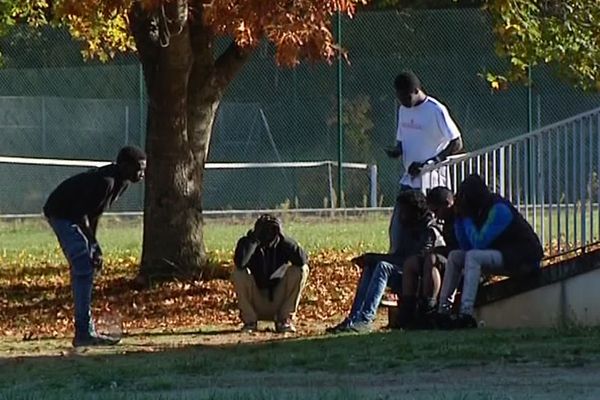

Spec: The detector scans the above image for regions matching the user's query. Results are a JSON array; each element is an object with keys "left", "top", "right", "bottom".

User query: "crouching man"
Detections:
[{"left": 232, "top": 215, "right": 309, "bottom": 333}]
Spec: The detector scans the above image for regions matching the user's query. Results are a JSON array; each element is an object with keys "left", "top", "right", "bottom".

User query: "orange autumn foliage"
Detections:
[{"left": 15, "top": 0, "right": 370, "bottom": 65}]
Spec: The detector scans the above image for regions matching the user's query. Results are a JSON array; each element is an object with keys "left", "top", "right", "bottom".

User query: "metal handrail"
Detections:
[{"left": 422, "top": 106, "right": 600, "bottom": 258}]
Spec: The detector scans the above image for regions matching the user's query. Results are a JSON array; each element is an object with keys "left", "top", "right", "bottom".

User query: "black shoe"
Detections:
[
  {"left": 241, "top": 322, "right": 258, "bottom": 333},
  {"left": 275, "top": 319, "right": 297, "bottom": 333},
  {"left": 454, "top": 313, "right": 478, "bottom": 329},
  {"left": 390, "top": 302, "right": 416, "bottom": 330},
  {"left": 72, "top": 333, "right": 120, "bottom": 348},
  {"left": 326, "top": 318, "right": 351, "bottom": 334},
  {"left": 432, "top": 312, "right": 455, "bottom": 330}
]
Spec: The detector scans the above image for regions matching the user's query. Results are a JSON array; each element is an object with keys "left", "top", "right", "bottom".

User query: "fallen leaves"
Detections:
[
  {"left": 1, "top": 244, "right": 593, "bottom": 339},
  {"left": 0, "top": 250, "right": 361, "bottom": 339}
]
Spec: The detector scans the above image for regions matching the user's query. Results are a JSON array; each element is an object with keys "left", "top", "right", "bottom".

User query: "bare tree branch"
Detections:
[{"left": 214, "top": 41, "right": 251, "bottom": 90}]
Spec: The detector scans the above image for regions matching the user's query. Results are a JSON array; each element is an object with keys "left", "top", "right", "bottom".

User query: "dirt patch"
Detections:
[{"left": 0, "top": 314, "right": 390, "bottom": 358}]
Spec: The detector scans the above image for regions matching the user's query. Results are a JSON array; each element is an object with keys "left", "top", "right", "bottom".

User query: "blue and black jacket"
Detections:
[{"left": 454, "top": 194, "right": 544, "bottom": 271}]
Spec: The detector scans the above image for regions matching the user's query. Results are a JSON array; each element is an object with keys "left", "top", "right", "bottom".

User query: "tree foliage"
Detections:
[
  {"left": 364, "top": 0, "right": 600, "bottom": 92},
  {"left": 0, "top": 0, "right": 370, "bottom": 280},
  {"left": 3, "top": 1, "right": 599, "bottom": 92},
  {"left": 2, "top": 0, "right": 367, "bottom": 65},
  {"left": 369, "top": 0, "right": 483, "bottom": 10},
  {"left": 488, "top": 0, "right": 600, "bottom": 90}
]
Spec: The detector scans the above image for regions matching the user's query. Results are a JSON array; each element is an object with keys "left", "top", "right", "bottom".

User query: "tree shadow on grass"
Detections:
[
  {"left": 3, "top": 325, "right": 600, "bottom": 400},
  {"left": 125, "top": 327, "right": 242, "bottom": 338}
]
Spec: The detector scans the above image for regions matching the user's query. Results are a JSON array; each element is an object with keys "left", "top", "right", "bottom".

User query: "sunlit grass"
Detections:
[{"left": 0, "top": 216, "right": 391, "bottom": 265}]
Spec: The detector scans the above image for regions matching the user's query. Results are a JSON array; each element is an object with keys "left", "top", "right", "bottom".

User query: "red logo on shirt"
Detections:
[{"left": 401, "top": 119, "right": 424, "bottom": 130}]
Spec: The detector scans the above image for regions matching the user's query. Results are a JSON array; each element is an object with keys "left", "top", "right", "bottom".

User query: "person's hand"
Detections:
[
  {"left": 384, "top": 147, "right": 402, "bottom": 159},
  {"left": 351, "top": 255, "right": 365, "bottom": 268},
  {"left": 408, "top": 161, "right": 424, "bottom": 177},
  {"left": 91, "top": 244, "right": 103, "bottom": 272},
  {"left": 247, "top": 229, "right": 259, "bottom": 243}
]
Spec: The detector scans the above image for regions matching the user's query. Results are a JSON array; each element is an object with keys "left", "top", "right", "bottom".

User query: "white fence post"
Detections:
[{"left": 369, "top": 164, "right": 378, "bottom": 208}]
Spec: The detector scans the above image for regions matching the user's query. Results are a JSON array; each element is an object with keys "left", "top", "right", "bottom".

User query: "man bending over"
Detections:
[{"left": 44, "top": 146, "right": 146, "bottom": 347}]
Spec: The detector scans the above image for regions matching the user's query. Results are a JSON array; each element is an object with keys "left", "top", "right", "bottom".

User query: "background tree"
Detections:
[
  {"left": 369, "top": 0, "right": 600, "bottom": 91},
  {"left": 2, "top": 0, "right": 598, "bottom": 283},
  {"left": 327, "top": 95, "right": 374, "bottom": 164},
  {"left": 368, "top": 0, "right": 483, "bottom": 9},
  {"left": 1, "top": 0, "right": 368, "bottom": 283},
  {"left": 488, "top": 0, "right": 600, "bottom": 91}
]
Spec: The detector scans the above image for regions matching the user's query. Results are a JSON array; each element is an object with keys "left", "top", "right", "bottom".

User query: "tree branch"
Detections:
[
  {"left": 213, "top": 41, "right": 251, "bottom": 91},
  {"left": 129, "top": 1, "right": 160, "bottom": 99}
]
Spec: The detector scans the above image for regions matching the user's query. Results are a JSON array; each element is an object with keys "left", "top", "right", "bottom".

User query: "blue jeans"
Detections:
[
  {"left": 47, "top": 218, "right": 96, "bottom": 339},
  {"left": 348, "top": 261, "right": 403, "bottom": 324},
  {"left": 389, "top": 185, "right": 417, "bottom": 253}
]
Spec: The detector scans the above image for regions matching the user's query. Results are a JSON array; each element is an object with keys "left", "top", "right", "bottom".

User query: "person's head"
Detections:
[
  {"left": 426, "top": 187, "right": 454, "bottom": 220},
  {"left": 253, "top": 214, "right": 282, "bottom": 247},
  {"left": 455, "top": 174, "right": 493, "bottom": 217},
  {"left": 396, "top": 189, "right": 429, "bottom": 225},
  {"left": 116, "top": 146, "right": 147, "bottom": 183},
  {"left": 394, "top": 70, "right": 423, "bottom": 108}
]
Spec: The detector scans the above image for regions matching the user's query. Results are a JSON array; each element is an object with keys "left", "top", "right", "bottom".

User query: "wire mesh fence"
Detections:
[
  {"left": 1, "top": 9, "right": 600, "bottom": 215},
  {"left": 423, "top": 106, "right": 600, "bottom": 257}
]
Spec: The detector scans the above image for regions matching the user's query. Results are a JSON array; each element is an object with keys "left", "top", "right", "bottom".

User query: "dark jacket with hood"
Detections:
[
  {"left": 43, "top": 164, "right": 128, "bottom": 242},
  {"left": 363, "top": 212, "right": 443, "bottom": 267},
  {"left": 454, "top": 174, "right": 544, "bottom": 270},
  {"left": 433, "top": 208, "right": 458, "bottom": 258},
  {"left": 234, "top": 232, "right": 308, "bottom": 291}
]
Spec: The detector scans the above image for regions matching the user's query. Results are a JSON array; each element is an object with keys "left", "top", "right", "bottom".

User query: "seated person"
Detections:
[
  {"left": 395, "top": 186, "right": 457, "bottom": 328},
  {"left": 232, "top": 215, "right": 309, "bottom": 333},
  {"left": 437, "top": 174, "right": 544, "bottom": 329},
  {"left": 326, "top": 190, "right": 435, "bottom": 333}
]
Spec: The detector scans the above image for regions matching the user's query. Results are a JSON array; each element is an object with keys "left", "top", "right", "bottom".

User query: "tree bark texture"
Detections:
[{"left": 129, "top": 2, "right": 249, "bottom": 282}]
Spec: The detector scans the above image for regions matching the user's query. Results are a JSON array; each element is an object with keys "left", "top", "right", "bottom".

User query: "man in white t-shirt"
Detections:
[{"left": 385, "top": 71, "right": 463, "bottom": 253}]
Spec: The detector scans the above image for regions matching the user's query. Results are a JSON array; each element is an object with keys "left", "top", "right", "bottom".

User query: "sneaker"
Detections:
[
  {"left": 241, "top": 322, "right": 258, "bottom": 333},
  {"left": 349, "top": 320, "right": 373, "bottom": 334},
  {"left": 325, "top": 318, "right": 351, "bottom": 334},
  {"left": 275, "top": 319, "right": 297, "bottom": 333},
  {"left": 72, "top": 333, "right": 120, "bottom": 348}
]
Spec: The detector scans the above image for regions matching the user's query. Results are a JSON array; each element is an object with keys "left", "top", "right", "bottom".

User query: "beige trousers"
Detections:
[{"left": 231, "top": 265, "right": 309, "bottom": 323}]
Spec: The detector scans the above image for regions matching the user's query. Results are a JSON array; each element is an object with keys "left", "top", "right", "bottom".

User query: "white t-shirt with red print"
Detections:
[{"left": 395, "top": 96, "right": 461, "bottom": 191}]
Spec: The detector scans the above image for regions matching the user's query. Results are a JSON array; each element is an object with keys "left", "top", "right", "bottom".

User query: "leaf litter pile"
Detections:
[
  {"left": 0, "top": 240, "right": 592, "bottom": 340},
  {"left": 0, "top": 249, "right": 362, "bottom": 339}
]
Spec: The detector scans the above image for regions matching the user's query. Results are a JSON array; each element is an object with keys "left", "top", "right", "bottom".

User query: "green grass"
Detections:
[
  {"left": 527, "top": 207, "right": 600, "bottom": 246},
  {"left": 1, "top": 327, "right": 600, "bottom": 399},
  {"left": 0, "top": 216, "right": 390, "bottom": 262},
  {"left": 2, "top": 216, "right": 600, "bottom": 399},
  {"left": 1, "top": 207, "right": 599, "bottom": 263}
]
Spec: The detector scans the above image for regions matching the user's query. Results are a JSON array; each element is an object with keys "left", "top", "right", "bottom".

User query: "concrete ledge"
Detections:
[
  {"left": 476, "top": 248, "right": 600, "bottom": 307},
  {"left": 475, "top": 248, "right": 600, "bottom": 328}
]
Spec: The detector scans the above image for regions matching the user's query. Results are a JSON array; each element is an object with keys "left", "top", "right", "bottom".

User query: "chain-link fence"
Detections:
[{"left": 1, "top": 9, "right": 599, "bottom": 215}]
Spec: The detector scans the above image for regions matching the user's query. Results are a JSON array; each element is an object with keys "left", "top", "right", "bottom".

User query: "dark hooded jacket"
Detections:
[
  {"left": 234, "top": 231, "right": 307, "bottom": 291},
  {"left": 433, "top": 207, "right": 458, "bottom": 258},
  {"left": 454, "top": 174, "right": 544, "bottom": 271},
  {"left": 362, "top": 212, "right": 443, "bottom": 267}
]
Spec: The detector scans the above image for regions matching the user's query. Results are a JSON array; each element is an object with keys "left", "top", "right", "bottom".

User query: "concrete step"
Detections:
[{"left": 475, "top": 247, "right": 600, "bottom": 328}]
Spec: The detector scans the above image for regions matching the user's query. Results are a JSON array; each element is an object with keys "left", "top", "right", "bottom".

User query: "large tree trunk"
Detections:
[{"left": 129, "top": 3, "right": 248, "bottom": 283}]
